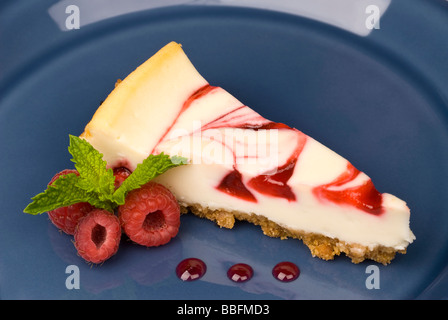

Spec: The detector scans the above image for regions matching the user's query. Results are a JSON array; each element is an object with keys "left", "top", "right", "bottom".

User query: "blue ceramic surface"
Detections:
[{"left": 1, "top": 0, "right": 448, "bottom": 299}]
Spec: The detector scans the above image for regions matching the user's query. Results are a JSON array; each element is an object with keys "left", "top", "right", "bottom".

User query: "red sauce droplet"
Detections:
[
  {"left": 217, "top": 170, "right": 257, "bottom": 202},
  {"left": 272, "top": 261, "right": 300, "bottom": 282},
  {"left": 313, "top": 163, "right": 384, "bottom": 215},
  {"left": 176, "top": 258, "right": 207, "bottom": 281},
  {"left": 227, "top": 263, "right": 254, "bottom": 283}
]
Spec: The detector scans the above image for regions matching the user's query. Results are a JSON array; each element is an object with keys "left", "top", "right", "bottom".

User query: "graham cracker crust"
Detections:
[{"left": 180, "top": 204, "right": 406, "bottom": 265}]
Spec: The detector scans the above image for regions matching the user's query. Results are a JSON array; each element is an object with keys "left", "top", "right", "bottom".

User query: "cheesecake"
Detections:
[{"left": 81, "top": 42, "right": 415, "bottom": 264}]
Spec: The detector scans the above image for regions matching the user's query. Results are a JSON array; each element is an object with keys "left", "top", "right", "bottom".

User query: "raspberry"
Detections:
[
  {"left": 74, "top": 209, "right": 121, "bottom": 264},
  {"left": 113, "top": 167, "right": 131, "bottom": 189},
  {"left": 48, "top": 169, "right": 77, "bottom": 186},
  {"left": 118, "top": 182, "right": 180, "bottom": 247},
  {"left": 47, "top": 169, "right": 94, "bottom": 235}
]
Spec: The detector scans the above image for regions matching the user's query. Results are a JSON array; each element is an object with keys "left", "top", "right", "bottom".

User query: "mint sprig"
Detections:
[
  {"left": 24, "top": 135, "right": 187, "bottom": 215},
  {"left": 68, "top": 134, "right": 116, "bottom": 199}
]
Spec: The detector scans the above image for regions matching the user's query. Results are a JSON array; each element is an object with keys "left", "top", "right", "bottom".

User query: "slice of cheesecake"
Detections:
[{"left": 81, "top": 42, "right": 415, "bottom": 264}]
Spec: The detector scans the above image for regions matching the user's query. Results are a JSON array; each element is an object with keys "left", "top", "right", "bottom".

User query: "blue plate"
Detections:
[{"left": 1, "top": 0, "right": 448, "bottom": 300}]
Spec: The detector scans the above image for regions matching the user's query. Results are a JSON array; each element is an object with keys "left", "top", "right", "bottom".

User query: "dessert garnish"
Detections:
[{"left": 23, "top": 134, "right": 186, "bottom": 264}]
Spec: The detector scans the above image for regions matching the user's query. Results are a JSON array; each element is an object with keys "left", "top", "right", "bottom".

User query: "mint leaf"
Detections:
[
  {"left": 112, "top": 153, "right": 186, "bottom": 205},
  {"left": 68, "top": 135, "right": 115, "bottom": 197},
  {"left": 23, "top": 173, "right": 115, "bottom": 215}
]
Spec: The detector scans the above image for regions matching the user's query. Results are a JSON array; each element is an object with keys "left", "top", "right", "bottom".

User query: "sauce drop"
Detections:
[
  {"left": 227, "top": 263, "right": 254, "bottom": 283},
  {"left": 176, "top": 258, "right": 207, "bottom": 281},
  {"left": 272, "top": 261, "right": 300, "bottom": 282}
]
